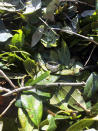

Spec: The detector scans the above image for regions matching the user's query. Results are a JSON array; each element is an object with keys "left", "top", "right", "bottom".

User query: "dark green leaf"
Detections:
[
  {"left": 58, "top": 39, "right": 70, "bottom": 66},
  {"left": 31, "top": 25, "right": 44, "bottom": 48},
  {"left": 66, "top": 115, "right": 98, "bottom": 131},
  {"left": 91, "top": 103, "right": 98, "bottom": 115},
  {"left": 24, "top": 58, "right": 36, "bottom": 78},
  {"left": 41, "top": 29, "right": 59, "bottom": 48}
]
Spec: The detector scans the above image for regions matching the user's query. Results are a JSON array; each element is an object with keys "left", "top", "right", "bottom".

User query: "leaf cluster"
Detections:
[{"left": 0, "top": 0, "right": 98, "bottom": 131}]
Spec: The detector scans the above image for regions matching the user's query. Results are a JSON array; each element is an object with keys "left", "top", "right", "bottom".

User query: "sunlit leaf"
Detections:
[
  {"left": 50, "top": 86, "right": 86, "bottom": 111},
  {"left": 47, "top": 115, "right": 57, "bottom": 131},
  {"left": 18, "top": 108, "right": 34, "bottom": 131},
  {"left": 23, "top": 0, "right": 41, "bottom": 15},
  {"left": 11, "top": 29, "right": 24, "bottom": 48},
  {"left": 21, "top": 94, "right": 43, "bottom": 127},
  {"left": 25, "top": 71, "right": 50, "bottom": 86},
  {"left": 35, "top": 70, "right": 59, "bottom": 85},
  {"left": 55, "top": 114, "right": 70, "bottom": 120}
]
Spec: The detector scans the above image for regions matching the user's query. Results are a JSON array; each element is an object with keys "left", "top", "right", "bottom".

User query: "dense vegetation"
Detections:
[{"left": 0, "top": 0, "right": 98, "bottom": 131}]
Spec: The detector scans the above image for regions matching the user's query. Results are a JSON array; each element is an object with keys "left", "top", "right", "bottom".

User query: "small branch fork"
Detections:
[
  {"left": 0, "top": 69, "right": 86, "bottom": 116},
  {"left": 0, "top": 70, "right": 16, "bottom": 89},
  {"left": 0, "top": 69, "right": 86, "bottom": 97}
]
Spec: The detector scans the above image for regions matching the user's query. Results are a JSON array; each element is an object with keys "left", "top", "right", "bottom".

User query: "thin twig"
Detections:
[
  {"left": 0, "top": 86, "right": 11, "bottom": 92},
  {"left": 84, "top": 45, "right": 96, "bottom": 66},
  {"left": 51, "top": 28, "right": 98, "bottom": 46},
  {"left": 61, "top": 0, "right": 95, "bottom": 8},
  {"left": 78, "top": 0, "right": 95, "bottom": 8},
  {"left": 0, "top": 70, "right": 16, "bottom": 89},
  {"left": 0, "top": 98, "right": 16, "bottom": 118},
  {"left": 80, "top": 65, "right": 98, "bottom": 72},
  {"left": 2, "top": 82, "right": 86, "bottom": 97},
  {"left": 39, "top": 17, "right": 58, "bottom": 35},
  {"left": 76, "top": 102, "right": 90, "bottom": 114}
]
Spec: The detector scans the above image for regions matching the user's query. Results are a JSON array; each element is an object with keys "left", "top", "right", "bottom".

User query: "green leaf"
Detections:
[
  {"left": 24, "top": 58, "right": 36, "bottom": 78},
  {"left": 44, "top": 0, "right": 59, "bottom": 21},
  {"left": 84, "top": 73, "right": 98, "bottom": 99},
  {"left": 50, "top": 86, "right": 86, "bottom": 111},
  {"left": 37, "top": 53, "right": 48, "bottom": 71},
  {"left": 40, "top": 116, "right": 57, "bottom": 131},
  {"left": 11, "top": 29, "right": 24, "bottom": 48},
  {"left": 41, "top": 29, "right": 59, "bottom": 48},
  {"left": 58, "top": 39, "right": 70, "bottom": 66},
  {"left": 49, "top": 49, "right": 59, "bottom": 62},
  {"left": 23, "top": 89, "right": 51, "bottom": 98},
  {"left": 0, "top": 52, "right": 24, "bottom": 64},
  {"left": 55, "top": 114, "right": 70, "bottom": 120},
  {"left": 25, "top": 71, "right": 50, "bottom": 86},
  {"left": 91, "top": 103, "right": 98, "bottom": 115},
  {"left": 47, "top": 115, "right": 57, "bottom": 131},
  {"left": 15, "top": 99, "right": 22, "bottom": 108},
  {"left": 35, "top": 70, "right": 59, "bottom": 85},
  {"left": 66, "top": 115, "right": 98, "bottom": 131},
  {"left": 18, "top": 108, "right": 34, "bottom": 131},
  {"left": 21, "top": 94, "right": 43, "bottom": 127},
  {"left": 46, "top": 115, "right": 57, "bottom": 131},
  {"left": 31, "top": 25, "right": 44, "bottom": 48}
]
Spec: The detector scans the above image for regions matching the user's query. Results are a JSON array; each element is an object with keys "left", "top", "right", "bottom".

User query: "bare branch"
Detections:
[
  {"left": 0, "top": 86, "right": 11, "bottom": 92},
  {"left": 84, "top": 45, "right": 96, "bottom": 66},
  {"left": 76, "top": 102, "right": 90, "bottom": 114},
  {"left": 39, "top": 82, "right": 86, "bottom": 87},
  {"left": 0, "top": 98, "right": 16, "bottom": 118},
  {"left": 51, "top": 28, "right": 98, "bottom": 46},
  {"left": 0, "top": 70, "right": 16, "bottom": 89},
  {"left": 2, "top": 82, "right": 85, "bottom": 97}
]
